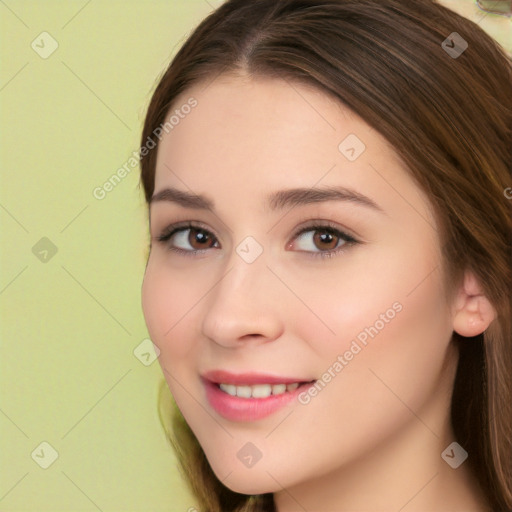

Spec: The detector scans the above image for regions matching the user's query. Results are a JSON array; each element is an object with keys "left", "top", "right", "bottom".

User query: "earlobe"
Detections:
[{"left": 452, "top": 272, "right": 496, "bottom": 337}]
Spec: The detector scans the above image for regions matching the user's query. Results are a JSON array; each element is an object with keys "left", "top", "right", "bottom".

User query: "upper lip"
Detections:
[{"left": 202, "top": 370, "right": 314, "bottom": 386}]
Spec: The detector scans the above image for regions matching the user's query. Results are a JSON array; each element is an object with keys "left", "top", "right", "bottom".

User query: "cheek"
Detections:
[
  {"left": 320, "top": 272, "right": 453, "bottom": 455},
  {"left": 141, "top": 254, "right": 201, "bottom": 361},
  {"left": 279, "top": 236, "right": 453, "bottom": 416},
  {"left": 142, "top": 257, "right": 208, "bottom": 419},
  {"left": 362, "top": 265, "right": 454, "bottom": 408},
  {"left": 276, "top": 241, "right": 446, "bottom": 362}
]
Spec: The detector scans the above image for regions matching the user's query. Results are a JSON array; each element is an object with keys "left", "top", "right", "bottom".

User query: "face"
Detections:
[{"left": 141, "top": 74, "right": 459, "bottom": 496}]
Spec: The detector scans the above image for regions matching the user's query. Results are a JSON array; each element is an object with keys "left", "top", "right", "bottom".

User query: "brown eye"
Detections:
[
  {"left": 289, "top": 223, "right": 358, "bottom": 259},
  {"left": 157, "top": 224, "right": 219, "bottom": 253},
  {"left": 311, "top": 229, "right": 339, "bottom": 251},
  {"left": 187, "top": 228, "right": 217, "bottom": 250}
]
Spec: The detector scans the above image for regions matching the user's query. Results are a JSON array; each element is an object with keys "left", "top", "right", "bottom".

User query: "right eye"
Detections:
[{"left": 157, "top": 222, "right": 220, "bottom": 255}]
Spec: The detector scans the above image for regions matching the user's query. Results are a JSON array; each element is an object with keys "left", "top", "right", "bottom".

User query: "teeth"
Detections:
[
  {"left": 272, "top": 383, "right": 287, "bottom": 395},
  {"left": 236, "top": 385, "right": 253, "bottom": 398},
  {"left": 251, "top": 384, "right": 272, "bottom": 398},
  {"left": 218, "top": 382, "right": 302, "bottom": 398},
  {"left": 219, "top": 383, "right": 237, "bottom": 396}
]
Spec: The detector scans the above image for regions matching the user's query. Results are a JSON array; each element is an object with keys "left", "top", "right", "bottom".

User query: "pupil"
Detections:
[{"left": 194, "top": 230, "right": 208, "bottom": 244}]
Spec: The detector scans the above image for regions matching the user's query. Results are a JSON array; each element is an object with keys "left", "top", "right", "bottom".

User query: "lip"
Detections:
[
  {"left": 201, "top": 370, "right": 316, "bottom": 422},
  {"left": 202, "top": 369, "right": 313, "bottom": 385}
]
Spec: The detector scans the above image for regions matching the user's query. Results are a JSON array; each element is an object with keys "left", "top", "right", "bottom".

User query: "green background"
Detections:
[{"left": 0, "top": 1, "right": 509, "bottom": 511}]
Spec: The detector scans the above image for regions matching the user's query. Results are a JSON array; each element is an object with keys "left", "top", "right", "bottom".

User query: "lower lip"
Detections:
[{"left": 203, "top": 379, "right": 315, "bottom": 422}]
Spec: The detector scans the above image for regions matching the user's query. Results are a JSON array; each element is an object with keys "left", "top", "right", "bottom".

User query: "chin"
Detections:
[{"left": 208, "top": 459, "right": 282, "bottom": 496}]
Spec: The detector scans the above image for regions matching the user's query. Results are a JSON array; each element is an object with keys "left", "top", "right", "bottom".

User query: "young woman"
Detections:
[{"left": 139, "top": 1, "right": 512, "bottom": 510}]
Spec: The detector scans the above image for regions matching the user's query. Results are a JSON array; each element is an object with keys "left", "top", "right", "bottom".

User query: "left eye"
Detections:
[{"left": 289, "top": 225, "right": 356, "bottom": 254}]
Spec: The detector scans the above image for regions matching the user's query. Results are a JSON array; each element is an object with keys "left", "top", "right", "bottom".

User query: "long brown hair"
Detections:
[{"left": 140, "top": 1, "right": 512, "bottom": 510}]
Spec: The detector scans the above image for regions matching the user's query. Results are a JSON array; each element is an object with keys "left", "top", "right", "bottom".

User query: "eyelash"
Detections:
[{"left": 156, "top": 220, "right": 359, "bottom": 260}]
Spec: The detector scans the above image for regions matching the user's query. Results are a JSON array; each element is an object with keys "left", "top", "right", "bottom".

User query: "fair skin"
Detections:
[{"left": 141, "top": 73, "right": 495, "bottom": 511}]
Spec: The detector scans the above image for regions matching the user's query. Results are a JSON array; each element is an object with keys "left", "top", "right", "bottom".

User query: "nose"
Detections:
[{"left": 200, "top": 253, "right": 284, "bottom": 348}]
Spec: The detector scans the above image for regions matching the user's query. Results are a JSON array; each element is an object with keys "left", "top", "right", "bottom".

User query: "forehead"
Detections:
[
  {"left": 157, "top": 75, "right": 389, "bottom": 171},
  {"left": 152, "top": 74, "right": 433, "bottom": 226}
]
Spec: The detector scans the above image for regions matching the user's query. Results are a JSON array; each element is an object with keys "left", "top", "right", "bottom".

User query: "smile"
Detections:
[{"left": 201, "top": 371, "right": 316, "bottom": 422}]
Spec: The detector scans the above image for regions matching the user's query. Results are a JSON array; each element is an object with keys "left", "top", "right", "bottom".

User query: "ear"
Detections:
[{"left": 452, "top": 271, "right": 496, "bottom": 337}]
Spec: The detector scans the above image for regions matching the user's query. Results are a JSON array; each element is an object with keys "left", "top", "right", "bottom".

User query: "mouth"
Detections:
[{"left": 201, "top": 370, "right": 317, "bottom": 422}]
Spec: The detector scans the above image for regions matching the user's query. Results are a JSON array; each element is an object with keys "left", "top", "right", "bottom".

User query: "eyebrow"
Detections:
[{"left": 150, "top": 185, "right": 383, "bottom": 213}]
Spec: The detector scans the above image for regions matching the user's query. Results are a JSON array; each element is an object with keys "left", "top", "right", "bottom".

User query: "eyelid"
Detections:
[
  {"left": 153, "top": 220, "right": 215, "bottom": 241},
  {"left": 289, "top": 217, "right": 361, "bottom": 242}
]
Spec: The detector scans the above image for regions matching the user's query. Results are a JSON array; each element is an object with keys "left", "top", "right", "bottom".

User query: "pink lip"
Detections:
[
  {"left": 202, "top": 369, "right": 312, "bottom": 385},
  {"left": 201, "top": 370, "right": 316, "bottom": 422}
]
